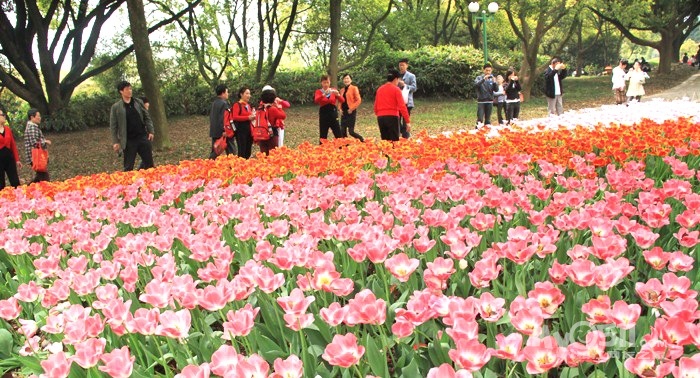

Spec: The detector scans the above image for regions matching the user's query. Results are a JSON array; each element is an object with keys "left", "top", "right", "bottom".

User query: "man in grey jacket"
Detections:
[
  {"left": 110, "top": 81, "right": 155, "bottom": 171},
  {"left": 474, "top": 63, "right": 498, "bottom": 127},
  {"left": 398, "top": 58, "right": 417, "bottom": 139}
]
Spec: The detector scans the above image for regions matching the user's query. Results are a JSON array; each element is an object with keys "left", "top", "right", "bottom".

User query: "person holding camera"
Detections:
[
  {"left": 544, "top": 57, "right": 568, "bottom": 116},
  {"left": 504, "top": 69, "right": 522, "bottom": 123},
  {"left": 474, "top": 63, "right": 498, "bottom": 127}
]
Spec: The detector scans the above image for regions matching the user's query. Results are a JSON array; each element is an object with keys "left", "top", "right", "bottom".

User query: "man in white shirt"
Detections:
[
  {"left": 543, "top": 57, "right": 567, "bottom": 116},
  {"left": 612, "top": 59, "right": 628, "bottom": 105}
]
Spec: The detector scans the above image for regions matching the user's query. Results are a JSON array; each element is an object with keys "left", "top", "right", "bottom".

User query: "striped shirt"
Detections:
[{"left": 24, "top": 121, "right": 45, "bottom": 165}]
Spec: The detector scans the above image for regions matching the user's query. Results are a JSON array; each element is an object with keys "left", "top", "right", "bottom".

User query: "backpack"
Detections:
[
  {"left": 251, "top": 104, "right": 272, "bottom": 142},
  {"left": 223, "top": 105, "right": 235, "bottom": 138}
]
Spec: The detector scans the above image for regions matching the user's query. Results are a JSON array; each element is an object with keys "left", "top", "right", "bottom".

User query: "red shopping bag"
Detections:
[{"left": 32, "top": 143, "right": 48, "bottom": 172}]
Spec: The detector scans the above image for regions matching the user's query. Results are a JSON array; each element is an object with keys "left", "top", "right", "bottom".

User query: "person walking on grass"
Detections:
[
  {"left": 474, "top": 63, "right": 498, "bottom": 127},
  {"left": 314, "top": 74, "right": 344, "bottom": 144},
  {"left": 24, "top": 108, "right": 51, "bottom": 183},
  {"left": 504, "top": 69, "right": 521, "bottom": 124},
  {"left": 338, "top": 73, "right": 364, "bottom": 142},
  {"left": 110, "top": 81, "right": 155, "bottom": 171},
  {"left": 0, "top": 108, "right": 22, "bottom": 190},
  {"left": 374, "top": 70, "right": 411, "bottom": 141},
  {"left": 208, "top": 84, "right": 236, "bottom": 159},
  {"left": 544, "top": 57, "right": 568, "bottom": 116},
  {"left": 625, "top": 60, "right": 650, "bottom": 103},
  {"left": 397, "top": 58, "right": 417, "bottom": 139},
  {"left": 612, "top": 59, "right": 628, "bottom": 105}
]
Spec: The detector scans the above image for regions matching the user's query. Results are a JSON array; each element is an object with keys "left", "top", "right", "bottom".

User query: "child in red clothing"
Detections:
[{"left": 314, "top": 75, "right": 343, "bottom": 144}]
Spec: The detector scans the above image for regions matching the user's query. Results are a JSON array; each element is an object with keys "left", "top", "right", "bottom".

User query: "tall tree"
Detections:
[
  {"left": 590, "top": 0, "right": 700, "bottom": 74},
  {"left": 152, "top": 0, "right": 248, "bottom": 87},
  {"left": 126, "top": 0, "right": 170, "bottom": 149},
  {"left": 502, "top": 0, "right": 580, "bottom": 99},
  {"left": 329, "top": 0, "right": 341, "bottom": 87},
  {"left": 0, "top": 0, "right": 199, "bottom": 117}
]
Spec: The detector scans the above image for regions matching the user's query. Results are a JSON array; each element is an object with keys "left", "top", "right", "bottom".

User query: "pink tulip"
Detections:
[
  {"left": 99, "top": 346, "right": 135, "bottom": 378},
  {"left": 270, "top": 355, "right": 303, "bottom": 378},
  {"left": 322, "top": 333, "right": 365, "bottom": 368},
  {"left": 40, "top": 351, "right": 71, "bottom": 378}
]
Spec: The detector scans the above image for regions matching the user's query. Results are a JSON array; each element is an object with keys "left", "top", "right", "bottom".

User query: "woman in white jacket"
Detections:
[{"left": 625, "top": 60, "right": 650, "bottom": 102}]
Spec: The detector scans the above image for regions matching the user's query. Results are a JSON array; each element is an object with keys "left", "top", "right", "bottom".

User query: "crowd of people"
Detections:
[{"left": 2, "top": 51, "right": 685, "bottom": 188}]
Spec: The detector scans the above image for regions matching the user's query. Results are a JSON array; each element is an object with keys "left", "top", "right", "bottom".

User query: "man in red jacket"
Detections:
[{"left": 374, "top": 70, "right": 411, "bottom": 141}]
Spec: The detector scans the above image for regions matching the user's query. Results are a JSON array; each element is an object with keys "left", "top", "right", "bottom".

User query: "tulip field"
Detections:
[{"left": 1, "top": 100, "right": 699, "bottom": 378}]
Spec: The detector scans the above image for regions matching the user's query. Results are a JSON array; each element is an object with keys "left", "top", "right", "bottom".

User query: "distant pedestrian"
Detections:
[
  {"left": 110, "top": 81, "right": 155, "bottom": 171},
  {"left": 338, "top": 73, "right": 364, "bottom": 142},
  {"left": 682, "top": 53, "right": 689, "bottom": 64},
  {"left": 0, "top": 108, "right": 22, "bottom": 190},
  {"left": 397, "top": 58, "right": 417, "bottom": 139},
  {"left": 208, "top": 84, "right": 236, "bottom": 159},
  {"left": 611, "top": 59, "right": 628, "bottom": 105},
  {"left": 314, "top": 74, "right": 343, "bottom": 144},
  {"left": 504, "top": 69, "right": 521, "bottom": 123},
  {"left": 231, "top": 86, "right": 255, "bottom": 159},
  {"left": 474, "top": 63, "right": 498, "bottom": 126},
  {"left": 23, "top": 108, "right": 51, "bottom": 183},
  {"left": 625, "top": 60, "right": 650, "bottom": 102},
  {"left": 544, "top": 57, "right": 568, "bottom": 116},
  {"left": 374, "top": 69, "right": 411, "bottom": 141},
  {"left": 493, "top": 75, "right": 506, "bottom": 125},
  {"left": 696, "top": 45, "right": 700, "bottom": 70}
]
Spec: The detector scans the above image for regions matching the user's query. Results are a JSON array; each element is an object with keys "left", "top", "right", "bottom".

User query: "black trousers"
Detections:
[
  {"left": 495, "top": 102, "right": 505, "bottom": 124},
  {"left": 477, "top": 102, "right": 493, "bottom": 125},
  {"left": 377, "top": 116, "right": 400, "bottom": 141},
  {"left": 506, "top": 102, "right": 521, "bottom": 123},
  {"left": 209, "top": 136, "right": 237, "bottom": 160},
  {"left": 124, "top": 136, "right": 154, "bottom": 171},
  {"left": 32, "top": 171, "right": 49, "bottom": 183},
  {"left": 319, "top": 106, "right": 342, "bottom": 143},
  {"left": 234, "top": 122, "right": 253, "bottom": 159},
  {"left": 400, "top": 106, "right": 412, "bottom": 138},
  {"left": 341, "top": 111, "right": 364, "bottom": 142},
  {"left": 0, "top": 148, "right": 20, "bottom": 190}
]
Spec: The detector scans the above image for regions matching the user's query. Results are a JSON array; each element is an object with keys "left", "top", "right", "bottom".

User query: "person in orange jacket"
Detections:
[{"left": 338, "top": 73, "right": 364, "bottom": 142}]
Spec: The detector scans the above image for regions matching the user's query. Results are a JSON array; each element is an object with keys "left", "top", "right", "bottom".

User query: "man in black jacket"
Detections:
[
  {"left": 209, "top": 84, "right": 236, "bottom": 159},
  {"left": 474, "top": 63, "right": 498, "bottom": 127},
  {"left": 543, "top": 57, "right": 567, "bottom": 116}
]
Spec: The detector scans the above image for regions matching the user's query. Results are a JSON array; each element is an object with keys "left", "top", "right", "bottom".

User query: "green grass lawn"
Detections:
[{"left": 30, "top": 64, "right": 697, "bottom": 184}]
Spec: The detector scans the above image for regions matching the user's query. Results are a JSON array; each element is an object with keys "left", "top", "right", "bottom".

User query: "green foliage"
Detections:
[
  {"left": 0, "top": 89, "right": 29, "bottom": 136},
  {"left": 43, "top": 93, "right": 113, "bottom": 131},
  {"left": 350, "top": 45, "right": 505, "bottom": 99}
]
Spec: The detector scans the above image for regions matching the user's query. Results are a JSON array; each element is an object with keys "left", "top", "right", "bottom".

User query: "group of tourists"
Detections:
[
  {"left": 474, "top": 62, "right": 526, "bottom": 126},
  {"left": 0, "top": 108, "right": 51, "bottom": 190},
  {"left": 681, "top": 45, "right": 700, "bottom": 69},
  {"left": 611, "top": 58, "right": 651, "bottom": 105},
  {"left": 207, "top": 58, "right": 416, "bottom": 161}
]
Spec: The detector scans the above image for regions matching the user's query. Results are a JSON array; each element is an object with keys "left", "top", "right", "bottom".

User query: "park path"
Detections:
[{"left": 646, "top": 69, "right": 700, "bottom": 102}]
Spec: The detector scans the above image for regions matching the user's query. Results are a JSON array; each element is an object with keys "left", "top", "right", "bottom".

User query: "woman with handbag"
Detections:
[
  {"left": 314, "top": 75, "right": 344, "bottom": 144},
  {"left": 23, "top": 108, "right": 51, "bottom": 183},
  {"left": 0, "top": 108, "right": 23, "bottom": 190}
]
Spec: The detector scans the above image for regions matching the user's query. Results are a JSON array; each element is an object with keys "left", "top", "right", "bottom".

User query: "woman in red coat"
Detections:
[{"left": 0, "top": 109, "right": 22, "bottom": 190}]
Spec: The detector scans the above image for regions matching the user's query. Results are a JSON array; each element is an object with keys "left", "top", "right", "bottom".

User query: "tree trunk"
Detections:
[
  {"left": 518, "top": 49, "right": 538, "bottom": 101},
  {"left": 328, "top": 0, "right": 341, "bottom": 87},
  {"left": 656, "top": 36, "right": 674, "bottom": 74},
  {"left": 126, "top": 0, "right": 170, "bottom": 149}
]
